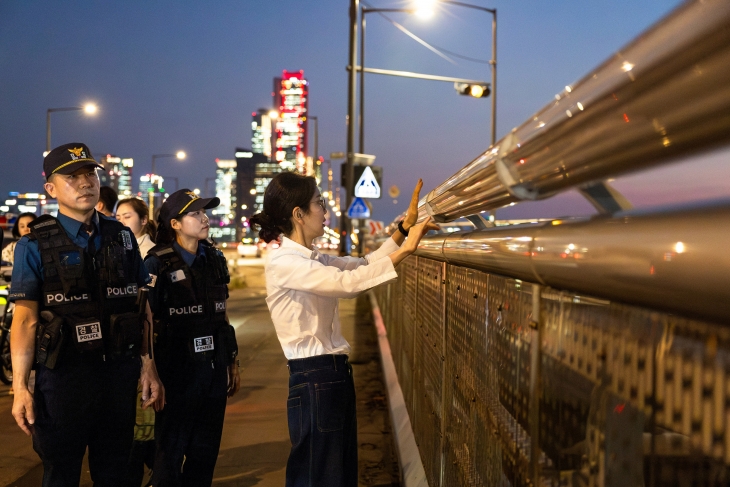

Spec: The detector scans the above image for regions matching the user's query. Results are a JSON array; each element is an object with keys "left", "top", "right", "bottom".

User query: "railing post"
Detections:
[
  {"left": 529, "top": 283, "right": 542, "bottom": 484},
  {"left": 439, "top": 261, "right": 448, "bottom": 487}
]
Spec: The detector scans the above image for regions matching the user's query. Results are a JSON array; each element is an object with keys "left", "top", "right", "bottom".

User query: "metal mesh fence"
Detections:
[{"left": 371, "top": 255, "right": 730, "bottom": 486}]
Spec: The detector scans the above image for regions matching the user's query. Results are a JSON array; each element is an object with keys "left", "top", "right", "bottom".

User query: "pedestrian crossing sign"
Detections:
[
  {"left": 354, "top": 166, "right": 381, "bottom": 199},
  {"left": 347, "top": 197, "right": 370, "bottom": 218}
]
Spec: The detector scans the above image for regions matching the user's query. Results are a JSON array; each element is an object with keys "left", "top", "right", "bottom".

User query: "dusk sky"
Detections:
[{"left": 2, "top": 0, "right": 728, "bottom": 224}]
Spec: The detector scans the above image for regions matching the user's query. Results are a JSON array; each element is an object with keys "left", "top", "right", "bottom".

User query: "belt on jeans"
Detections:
[{"left": 287, "top": 354, "right": 349, "bottom": 375}]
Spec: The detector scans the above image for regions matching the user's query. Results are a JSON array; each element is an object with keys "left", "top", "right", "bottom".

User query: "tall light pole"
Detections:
[
  {"left": 149, "top": 151, "right": 186, "bottom": 218},
  {"left": 341, "top": 0, "right": 359, "bottom": 255},
  {"left": 436, "top": 0, "right": 497, "bottom": 146},
  {"left": 46, "top": 104, "right": 98, "bottom": 153},
  {"left": 359, "top": 2, "right": 497, "bottom": 149}
]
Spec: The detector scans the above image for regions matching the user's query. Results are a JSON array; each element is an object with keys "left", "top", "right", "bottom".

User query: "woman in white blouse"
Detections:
[{"left": 250, "top": 172, "right": 438, "bottom": 487}]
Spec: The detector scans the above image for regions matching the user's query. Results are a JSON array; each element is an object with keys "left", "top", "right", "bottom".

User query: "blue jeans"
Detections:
[{"left": 286, "top": 354, "right": 358, "bottom": 487}]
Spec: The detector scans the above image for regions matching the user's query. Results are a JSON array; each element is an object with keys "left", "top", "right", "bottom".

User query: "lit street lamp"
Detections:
[{"left": 46, "top": 103, "right": 98, "bottom": 153}]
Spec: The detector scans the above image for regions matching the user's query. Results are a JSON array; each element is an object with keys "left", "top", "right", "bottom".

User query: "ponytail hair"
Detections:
[
  {"left": 155, "top": 219, "right": 177, "bottom": 245},
  {"left": 249, "top": 171, "right": 317, "bottom": 243},
  {"left": 116, "top": 198, "right": 157, "bottom": 242}
]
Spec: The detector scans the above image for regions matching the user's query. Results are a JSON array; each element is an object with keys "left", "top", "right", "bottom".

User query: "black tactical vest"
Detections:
[
  {"left": 29, "top": 214, "right": 141, "bottom": 361},
  {"left": 148, "top": 241, "right": 234, "bottom": 364}
]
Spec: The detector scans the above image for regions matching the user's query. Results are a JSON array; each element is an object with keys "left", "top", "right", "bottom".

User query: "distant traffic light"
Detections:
[{"left": 454, "top": 82, "right": 490, "bottom": 98}]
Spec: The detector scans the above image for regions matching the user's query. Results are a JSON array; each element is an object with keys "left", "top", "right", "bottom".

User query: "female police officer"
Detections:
[
  {"left": 144, "top": 189, "right": 240, "bottom": 486},
  {"left": 250, "top": 173, "right": 437, "bottom": 486}
]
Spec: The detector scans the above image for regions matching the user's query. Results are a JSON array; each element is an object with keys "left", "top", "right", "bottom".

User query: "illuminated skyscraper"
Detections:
[
  {"left": 251, "top": 109, "right": 272, "bottom": 159},
  {"left": 273, "top": 70, "right": 308, "bottom": 172},
  {"left": 99, "top": 154, "right": 134, "bottom": 197},
  {"left": 209, "top": 159, "right": 237, "bottom": 243}
]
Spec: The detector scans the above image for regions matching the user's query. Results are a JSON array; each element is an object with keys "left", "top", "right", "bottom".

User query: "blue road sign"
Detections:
[{"left": 347, "top": 197, "right": 370, "bottom": 218}]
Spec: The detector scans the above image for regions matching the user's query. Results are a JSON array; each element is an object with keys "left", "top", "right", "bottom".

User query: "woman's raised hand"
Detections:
[
  {"left": 402, "top": 179, "right": 423, "bottom": 230},
  {"left": 402, "top": 216, "right": 440, "bottom": 254}
]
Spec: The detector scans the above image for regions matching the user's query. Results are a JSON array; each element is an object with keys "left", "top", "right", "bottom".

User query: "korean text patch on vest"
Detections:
[
  {"left": 120, "top": 230, "right": 133, "bottom": 250},
  {"left": 214, "top": 300, "right": 226, "bottom": 313},
  {"left": 76, "top": 321, "right": 102, "bottom": 343},
  {"left": 106, "top": 284, "right": 138, "bottom": 299},
  {"left": 194, "top": 336, "right": 214, "bottom": 353},
  {"left": 169, "top": 269, "right": 186, "bottom": 283},
  {"left": 45, "top": 292, "right": 90, "bottom": 306}
]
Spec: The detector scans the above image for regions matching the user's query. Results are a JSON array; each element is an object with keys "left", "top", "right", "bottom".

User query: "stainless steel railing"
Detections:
[{"left": 416, "top": 0, "right": 730, "bottom": 222}]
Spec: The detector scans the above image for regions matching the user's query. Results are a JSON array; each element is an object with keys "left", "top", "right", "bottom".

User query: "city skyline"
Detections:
[{"left": 2, "top": 0, "right": 728, "bottom": 225}]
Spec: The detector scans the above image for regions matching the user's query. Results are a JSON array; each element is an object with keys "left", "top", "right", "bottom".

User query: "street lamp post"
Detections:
[
  {"left": 438, "top": 0, "right": 497, "bottom": 146},
  {"left": 149, "top": 151, "right": 186, "bottom": 218},
  {"left": 161, "top": 176, "right": 179, "bottom": 191},
  {"left": 341, "top": 0, "right": 359, "bottom": 256},
  {"left": 359, "top": 2, "right": 496, "bottom": 150},
  {"left": 46, "top": 104, "right": 98, "bottom": 153}
]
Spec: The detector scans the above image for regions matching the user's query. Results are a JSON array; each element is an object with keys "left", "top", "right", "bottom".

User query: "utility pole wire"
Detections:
[{"left": 363, "top": 2, "right": 490, "bottom": 65}]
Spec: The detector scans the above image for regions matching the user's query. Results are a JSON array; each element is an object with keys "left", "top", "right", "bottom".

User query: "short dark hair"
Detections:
[
  {"left": 12, "top": 212, "right": 37, "bottom": 238},
  {"left": 250, "top": 172, "right": 318, "bottom": 243},
  {"left": 98, "top": 186, "right": 118, "bottom": 213}
]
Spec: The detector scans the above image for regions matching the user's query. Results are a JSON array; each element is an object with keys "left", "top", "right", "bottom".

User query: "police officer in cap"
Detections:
[
  {"left": 145, "top": 188, "right": 240, "bottom": 486},
  {"left": 9, "top": 143, "right": 165, "bottom": 486}
]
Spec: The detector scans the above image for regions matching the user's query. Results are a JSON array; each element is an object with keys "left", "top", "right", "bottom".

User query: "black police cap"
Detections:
[
  {"left": 44, "top": 143, "right": 103, "bottom": 180},
  {"left": 158, "top": 188, "right": 220, "bottom": 226}
]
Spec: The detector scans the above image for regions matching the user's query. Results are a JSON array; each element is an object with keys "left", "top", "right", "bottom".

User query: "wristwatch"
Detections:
[{"left": 398, "top": 221, "right": 410, "bottom": 237}]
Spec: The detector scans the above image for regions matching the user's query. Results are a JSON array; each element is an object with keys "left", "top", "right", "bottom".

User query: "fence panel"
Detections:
[{"left": 376, "top": 257, "right": 730, "bottom": 486}]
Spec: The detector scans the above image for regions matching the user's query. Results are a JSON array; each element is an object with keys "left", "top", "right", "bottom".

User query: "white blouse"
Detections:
[
  {"left": 265, "top": 236, "right": 400, "bottom": 360},
  {"left": 136, "top": 233, "right": 155, "bottom": 259}
]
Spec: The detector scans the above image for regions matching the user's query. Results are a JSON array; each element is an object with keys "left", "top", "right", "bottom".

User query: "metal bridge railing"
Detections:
[{"left": 372, "top": 1, "right": 730, "bottom": 485}]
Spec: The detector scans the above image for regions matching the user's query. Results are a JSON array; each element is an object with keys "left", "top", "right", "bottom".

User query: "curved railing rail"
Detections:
[
  {"left": 413, "top": 199, "right": 730, "bottom": 324},
  {"left": 412, "top": 0, "right": 730, "bottom": 223}
]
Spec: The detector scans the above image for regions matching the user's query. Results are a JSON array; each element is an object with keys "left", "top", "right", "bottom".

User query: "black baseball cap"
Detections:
[
  {"left": 158, "top": 188, "right": 220, "bottom": 226},
  {"left": 44, "top": 142, "right": 103, "bottom": 179}
]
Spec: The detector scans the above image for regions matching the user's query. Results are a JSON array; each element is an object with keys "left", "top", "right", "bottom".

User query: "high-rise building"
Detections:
[
  {"left": 209, "top": 159, "right": 238, "bottom": 243},
  {"left": 251, "top": 109, "right": 272, "bottom": 159},
  {"left": 235, "top": 149, "right": 271, "bottom": 240},
  {"left": 273, "top": 70, "right": 308, "bottom": 172},
  {"left": 99, "top": 154, "right": 134, "bottom": 197}
]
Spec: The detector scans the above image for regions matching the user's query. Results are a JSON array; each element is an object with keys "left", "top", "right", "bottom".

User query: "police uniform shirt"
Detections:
[
  {"left": 143, "top": 241, "right": 205, "bottom": 314},
  {"left": 8, "top": 211, "right": 151, "bottom": 302}
]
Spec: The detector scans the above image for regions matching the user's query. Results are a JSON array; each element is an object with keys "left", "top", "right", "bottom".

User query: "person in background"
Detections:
[
  {"left": 97, "top": 185, "right": 118, "bottom": 217},
  {"left": 250, "top": 173, "right": 438, "bottom": 486},
  {"left": 145, "top": 188, "right": 240, "bottom": 486},
  {"left": 116, "top": 198, "right": 156, "bottom": 259},
  {"left": 1, "top": 213, "right": 36, "bottom": 396},
  {"left": 116, "top": 197, "right": 158, "bottom": 485},
  {"left": 1, "top": 213, "right": 37, "bottom": 265}
]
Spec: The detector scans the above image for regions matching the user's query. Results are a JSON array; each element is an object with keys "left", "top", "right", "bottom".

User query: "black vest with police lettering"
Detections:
[
  {"left": 148, "top": 241, "right": 230, "bottom": 361},
  {"left": 29, "top": 214, "right": 140, "bottom": 359}
]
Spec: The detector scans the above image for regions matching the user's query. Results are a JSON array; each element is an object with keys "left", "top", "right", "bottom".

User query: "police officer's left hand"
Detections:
[{"left": 227, "top": 362, "right": 240, "bottom": 397}]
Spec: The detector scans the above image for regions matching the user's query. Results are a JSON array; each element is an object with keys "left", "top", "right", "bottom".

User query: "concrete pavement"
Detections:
[{"left": 1, "top": 261, "right": 399, "bottom": 486}]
